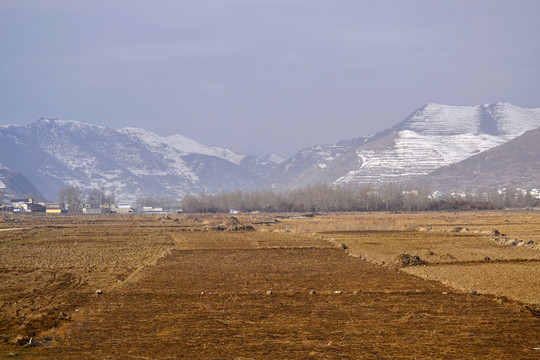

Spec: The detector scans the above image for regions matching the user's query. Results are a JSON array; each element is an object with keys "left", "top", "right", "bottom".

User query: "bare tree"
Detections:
[
  {"left": 87, "top": 187, "right": 105, "bottom": 208},
  {"left": 87, "top": 187, "right": 116, "bottom": 208},
  {"left": 58, "top": 185, "right": 83, "bottom": 213},
  {"left": 0, "top": 188, "right": 6, "bottom": 204}
]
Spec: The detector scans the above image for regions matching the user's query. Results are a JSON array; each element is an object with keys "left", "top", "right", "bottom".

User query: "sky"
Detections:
[{"left": 1, "top": 1, "right": 539, "bottom": 157}]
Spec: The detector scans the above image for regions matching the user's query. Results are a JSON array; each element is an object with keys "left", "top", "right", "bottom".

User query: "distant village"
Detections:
[{"left": 0, "top": 198, "right": 170, "bottom": 214}]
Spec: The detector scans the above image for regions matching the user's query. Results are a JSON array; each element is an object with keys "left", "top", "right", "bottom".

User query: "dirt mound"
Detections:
[
  {"left": 209, "top": 217, "right": 255, "bottom": 231},
  {"left": 490, "top": 229, "right": 535, "bottom": 248},
  {"left": 394, "top": 253, "right": 426, "bottom": 267},
  {"left": 229, "top": 225, "right": 255, "bottom": 231},
  {"left": 491, "top": 229, "right": 505, "bottom": 237},
  {"left": 210, "top": 217, "right": 255, "bottom": 232}
]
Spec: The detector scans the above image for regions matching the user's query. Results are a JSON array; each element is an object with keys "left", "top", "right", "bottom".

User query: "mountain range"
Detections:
[
  {"left": 0, "top": 119, "right": 278, "bottom": 201},
  {"left": 1, "top": 102, "right": 539, "bottom": 202},
  {"left": 274, "top": 102, "right": 540, "bottom": 188}
]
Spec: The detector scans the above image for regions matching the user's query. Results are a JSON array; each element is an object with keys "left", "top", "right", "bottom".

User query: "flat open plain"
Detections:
[{"left": 0, "top": 211, "right": 539, "bottom": 359}]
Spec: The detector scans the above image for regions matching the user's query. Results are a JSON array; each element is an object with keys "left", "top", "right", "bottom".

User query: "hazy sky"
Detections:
[{"left": 1, "top": 1, "right": 539, "bottom": 156}]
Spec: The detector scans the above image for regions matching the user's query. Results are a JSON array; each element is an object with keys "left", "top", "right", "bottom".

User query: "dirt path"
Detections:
[
  {"left": 25, "top": 234, "right": 540, "bottom": 359},
  {"left": 0, "top": 228, "right": 26, "bottom": 232}
]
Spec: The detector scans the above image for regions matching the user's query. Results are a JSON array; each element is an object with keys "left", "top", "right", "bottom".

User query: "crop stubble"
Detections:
[{"left": 0, "top": 212, "right": 539, "bottom": 359}]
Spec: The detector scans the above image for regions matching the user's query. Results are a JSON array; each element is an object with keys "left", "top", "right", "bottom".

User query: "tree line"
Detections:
[
  {"left": 52, "top": 183, "right": 539, "bottom": 213},
  {"left": 179, "top": 184, "right": 539, "bottom": 213}
]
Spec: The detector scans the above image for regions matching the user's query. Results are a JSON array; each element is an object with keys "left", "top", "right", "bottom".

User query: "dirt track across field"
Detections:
[{"left": 1, "top": 212, "right": 539, "bottom": 359}]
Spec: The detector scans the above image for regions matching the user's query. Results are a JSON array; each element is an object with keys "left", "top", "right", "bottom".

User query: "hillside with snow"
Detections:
[
  {"left": 0, "top": 120, "right": 277, "bottom": 201},
  {"left": 275, "top": 102, "right": 540, "bottom": 188},
  {"left": 1, "top": 102, "right": 539, "bottom": 202}
]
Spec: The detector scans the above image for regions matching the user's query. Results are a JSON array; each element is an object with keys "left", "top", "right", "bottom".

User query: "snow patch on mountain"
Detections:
[
  {"left": 265, "top": 153, "right": 287, "bottom": 165},
  {"left": 402, "top": 103, "right": 484, "bottom": 135},
  {"left": 0, "top": 124, "right": 22, "bottom": 129},
  {"left": 396, "top": 102, "right": 540, "bottom": 137},
  {"left": 118, "top": 128, "right": 198, "bottom": 181},
  {"left": 120, "top": 127, "right": 245, "bottom": 165},
  {"left": 167, "top": 134, "right": 245, "bottom": 164},
  {"left": 335, "top": 131, "right": 506, "bottom": 184},
  {"left": 486, "top": 102, "right": 540, "bottom": 136}
]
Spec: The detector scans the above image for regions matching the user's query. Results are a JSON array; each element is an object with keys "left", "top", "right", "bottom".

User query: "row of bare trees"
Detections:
[
  {"left": 58, "top": 186, "right": 115, "bottom": 212},
  {"left": 53, "top": 183, "right": 539, "bottom": 213},
  {"left": 180, "top": 184, "right": 539, "bottom": 213}
]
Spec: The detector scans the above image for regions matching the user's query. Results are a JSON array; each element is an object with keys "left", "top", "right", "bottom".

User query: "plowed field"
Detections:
[{"left": 0, "top": 212, "right": 539, "bottom": 359}]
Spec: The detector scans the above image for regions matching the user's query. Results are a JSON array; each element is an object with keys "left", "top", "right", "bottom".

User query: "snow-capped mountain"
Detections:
[
  {"left": 2, "top": 102, "right": 539, "bottom": 202},
  {"left": 120, "top": 127, "right": 245, "bottom": 165},
  {"left": 274, "top": 102, "right": 540, "bottom": 188},
  {"left": 0, "top": 119, "right": 276, "bottom": 201},
  {"left": 119, "top": 127, "right": 279, "bottom": 185}
]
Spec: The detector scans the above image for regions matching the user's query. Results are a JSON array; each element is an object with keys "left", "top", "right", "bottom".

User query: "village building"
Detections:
[
  {"left": 111, "top": 203, "right": 133, "bottom": 214},
  {"left": 82, "top": 203, "right": 112, "bottom": 214},
  {"left": 10, "top": 198, "right": 45, "bottom": 212},
  {"left": 44, "top": 201, "right": 62, "bottom": 214},
  {"left": 141, "top": 206, "right": 164, "bottom": 213}
]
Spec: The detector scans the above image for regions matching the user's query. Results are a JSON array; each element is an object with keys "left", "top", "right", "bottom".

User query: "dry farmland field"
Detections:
[{"left": 0, "top": 211, "right": 539, "bottom": 359}]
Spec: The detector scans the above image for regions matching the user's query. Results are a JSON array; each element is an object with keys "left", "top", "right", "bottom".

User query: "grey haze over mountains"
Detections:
[{"left": 1, "top": 102, "right": 539, "bottom": 201}]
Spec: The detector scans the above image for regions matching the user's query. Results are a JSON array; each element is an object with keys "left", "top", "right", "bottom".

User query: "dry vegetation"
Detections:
[
  {"left": 0, "top": 211, "right": 539, "bottom": 359},
  {"left": 277, "top": 211, "right": 540, "bottom": 305}
]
